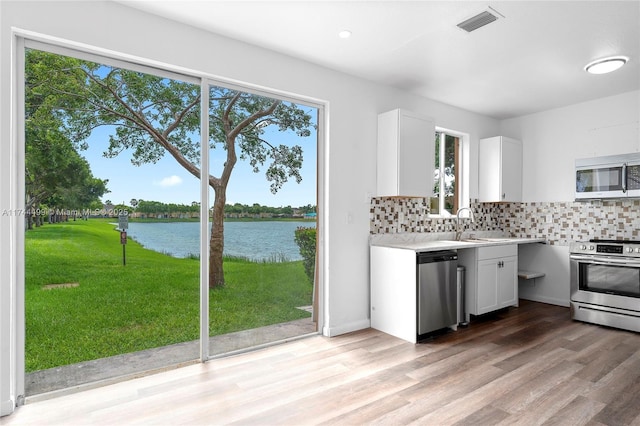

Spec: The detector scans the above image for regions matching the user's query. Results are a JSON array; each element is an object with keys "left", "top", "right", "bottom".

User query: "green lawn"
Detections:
[{"left": 25, "top": 219, "right": 312, "bottom": 372}]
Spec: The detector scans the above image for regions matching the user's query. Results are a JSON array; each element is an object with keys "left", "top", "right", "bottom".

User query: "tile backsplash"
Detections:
[{"left": 370, "top": 197, "right": 640, "bottom": 245}]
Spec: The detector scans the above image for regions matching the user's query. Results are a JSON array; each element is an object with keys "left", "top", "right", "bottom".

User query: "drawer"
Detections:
[{"left": 477, "top": 244, "right": 517, "bottom": 260}]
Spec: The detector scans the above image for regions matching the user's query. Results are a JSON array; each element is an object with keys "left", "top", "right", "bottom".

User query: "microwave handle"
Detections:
[{"left": 623, "top": 163, "right": 627, "bottom": 193}]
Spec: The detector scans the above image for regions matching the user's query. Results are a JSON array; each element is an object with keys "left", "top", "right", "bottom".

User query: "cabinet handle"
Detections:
[{"left": 502, "top": 193, "right": 506, "bottom": 199}]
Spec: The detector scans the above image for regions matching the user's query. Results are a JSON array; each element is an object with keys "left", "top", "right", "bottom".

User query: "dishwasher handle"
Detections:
[{"left": 417, "top": 250, "right": 458, "bottom": 264}]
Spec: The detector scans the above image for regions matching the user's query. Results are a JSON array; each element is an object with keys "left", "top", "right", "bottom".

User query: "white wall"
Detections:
[
  {"left": 501, "top": 90, "right": 640, "bottom": 307},
  {"left": 501, "top": 90, "right": 640, "bottom": 203},
  {"left": 0, "top": 1, "right": 499, "bottom": 413}
]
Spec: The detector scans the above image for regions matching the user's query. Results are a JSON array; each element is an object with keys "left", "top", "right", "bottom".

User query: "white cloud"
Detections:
[{"left": 155, "top": 175, "right": 183, "bottom": 187}]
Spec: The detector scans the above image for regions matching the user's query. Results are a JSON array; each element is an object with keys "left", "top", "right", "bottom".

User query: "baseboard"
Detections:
[
  {"left": 520, "top": 295, "right": 569, "bottom": 308},
  {"left": 323, "top": 319, "right": 371, "bottom": 337}
]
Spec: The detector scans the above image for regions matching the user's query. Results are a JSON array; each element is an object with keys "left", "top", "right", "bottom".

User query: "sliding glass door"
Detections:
[{"left": 16, "top": 38, "right": 323, "bottom": 397}]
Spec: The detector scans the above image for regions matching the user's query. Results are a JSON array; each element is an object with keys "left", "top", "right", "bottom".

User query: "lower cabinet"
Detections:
[
  {"left": 459, "top": 245, "right": 518, "bottom": 321},
  {"left": 370, "top": 245, "right": 418, "bottom": 343},
  {"left": 370, "top": 243, "right": 519, "bottom": 341}
]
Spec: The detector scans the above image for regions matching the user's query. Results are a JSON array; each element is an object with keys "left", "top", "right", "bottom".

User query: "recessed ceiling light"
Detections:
[
  {"left": 585, "top": 56, "right": 629, "bottom": 74},
  {"left": 338, "top": 30, "right": 352, "bottom": 39}
]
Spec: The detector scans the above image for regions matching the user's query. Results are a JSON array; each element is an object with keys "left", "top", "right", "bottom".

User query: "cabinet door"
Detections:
[
  {"left": 477, "top": 259, "right": 499, "bottom": 314},
  {"left": 478, "top": 136, "right": 522, "bottom": 202},
  {"left": 500, "top": 137, "right": 522, "bottom": 201},
  {"left": 478, "top": 137, "right": 501, "bottom": 202},
  {"left": 377, "top": 109, "right": 435, "bottom": 197},
  {"left": 497, "top": 256, "right": 518, "bottom": 308},
  {"left": 398, "top": 111, "right": 435, "bottom": 197}
]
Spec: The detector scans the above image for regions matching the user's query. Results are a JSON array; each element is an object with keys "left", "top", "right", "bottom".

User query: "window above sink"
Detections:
[{"left": 429, "top": 127, "right": 470, "bottom": 218}]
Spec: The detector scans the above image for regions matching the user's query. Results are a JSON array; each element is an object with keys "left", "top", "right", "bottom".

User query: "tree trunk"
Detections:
[{"left": 209, "top": 187, "right": 226, "bottom": 289}]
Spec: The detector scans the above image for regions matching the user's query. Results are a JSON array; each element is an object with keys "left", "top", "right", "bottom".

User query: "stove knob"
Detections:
[
  {"left": 589, "top": 245, "right": 595, "bottom": 251},
  {"left": 636, "top": 248, "right": 640, "bottom": 253},
  {"left": 581, "top": 245, "right": 587, "bottom": 250},
  {"left": 628, "top": 247, "right": 634, "bottom": 253}
]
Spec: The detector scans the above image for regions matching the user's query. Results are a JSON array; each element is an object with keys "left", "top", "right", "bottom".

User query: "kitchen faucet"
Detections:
[{"left": 455, "top": 207, "right": 475, "bottom": 241}]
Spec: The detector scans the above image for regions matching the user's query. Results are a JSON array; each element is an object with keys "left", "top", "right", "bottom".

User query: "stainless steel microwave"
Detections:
[{"left": 576, "top": 153, "right": 640, "bottom": 200}]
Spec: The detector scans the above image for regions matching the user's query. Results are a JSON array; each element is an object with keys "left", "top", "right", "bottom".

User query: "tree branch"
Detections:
[
  {"left": 71, "top": 68, "right": 208, "bottom": 186},
  {"left": 162, "top": 94, "right": 201, "bottom": 139},
  {"left": 230, "top": 100, "right": 280, "bottom": 141}
]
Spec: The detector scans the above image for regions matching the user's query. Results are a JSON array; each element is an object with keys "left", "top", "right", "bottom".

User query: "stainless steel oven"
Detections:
[{"left": 570, "top": 240, "right": 640, "bottom": 333}]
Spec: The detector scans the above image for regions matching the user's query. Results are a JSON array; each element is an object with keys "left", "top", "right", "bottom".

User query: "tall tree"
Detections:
[
  {"left": 25, "top": 49, "right": 314, "bottom": 288},
  {"left": 25, "top": 52, "right": 108, "bottom": 228}
]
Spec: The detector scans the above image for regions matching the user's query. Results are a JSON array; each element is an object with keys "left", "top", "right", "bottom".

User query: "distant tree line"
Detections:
[
  {"left": 224, "top": 203, "right": 316, "bottom": 216},
  {"left": 131, "top": 199, "right": 200, "bottom": 215},
  {"left": 122, "top": 199, "right": 316, "bottom": 218}
]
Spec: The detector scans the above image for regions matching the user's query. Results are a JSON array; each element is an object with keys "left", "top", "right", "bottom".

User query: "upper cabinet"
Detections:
[
  {"left": 478, "top": 136, "right": 522, "bottom": 202},
  {"left": 377, "top": 109, "right": 435, "bottom": 197}
]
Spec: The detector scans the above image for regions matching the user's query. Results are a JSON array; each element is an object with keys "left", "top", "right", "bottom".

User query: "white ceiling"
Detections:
[{"left": 117, "top": 1, "right": 640, "bottom": 119}]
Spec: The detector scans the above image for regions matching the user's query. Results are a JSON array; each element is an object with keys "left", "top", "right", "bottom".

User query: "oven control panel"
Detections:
[
  {"left": 570, "top": 241, "right": 640, "bottom": 257},
  {"left": 571, "top": 243, "right": 596, "bottom": 253},
  {"left": 597, "top": 244, "right": 623, "bottom": 254}
]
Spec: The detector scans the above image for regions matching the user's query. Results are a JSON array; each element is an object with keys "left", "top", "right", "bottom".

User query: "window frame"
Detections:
[{"left": 431, "top": 127, "right": 469, "bottom": 218}]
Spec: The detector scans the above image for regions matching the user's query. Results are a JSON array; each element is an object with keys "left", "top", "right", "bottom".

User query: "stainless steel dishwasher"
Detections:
[{"left": 417, "top": 250, "right": 458, "bottom": 340}]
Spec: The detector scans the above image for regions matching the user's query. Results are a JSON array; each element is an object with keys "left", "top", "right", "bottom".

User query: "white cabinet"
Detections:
[
  {"left": 377, "top": 109, "right": 435, "bottom": 197},
  {"left": 370, "top": 246, "right": 418, "bottom": 343},
  {"left": 458, "top": 245, "right": 518, "bottom": 321},
  {"left": 478, "top": 136, "right": 522, "bottom": 202}
]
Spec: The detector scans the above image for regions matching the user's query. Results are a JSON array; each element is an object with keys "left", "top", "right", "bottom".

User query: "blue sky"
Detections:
[{"left": 82, "top": 111, "right": 317, "bottom": 209}]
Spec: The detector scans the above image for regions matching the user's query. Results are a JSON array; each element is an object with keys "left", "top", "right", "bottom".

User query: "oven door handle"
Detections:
[{"left": 570, "top": 254, "right": 640, "bottom": 267}]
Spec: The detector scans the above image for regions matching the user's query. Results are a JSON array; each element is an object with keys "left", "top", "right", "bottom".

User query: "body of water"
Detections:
[{"left": 125, "top": 221, "right": 316, "bottom": 261}]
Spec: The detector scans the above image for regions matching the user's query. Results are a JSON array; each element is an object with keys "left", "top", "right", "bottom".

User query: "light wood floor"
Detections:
[{"left": 3, "top": 300, "right": 640, "bottom": 425}]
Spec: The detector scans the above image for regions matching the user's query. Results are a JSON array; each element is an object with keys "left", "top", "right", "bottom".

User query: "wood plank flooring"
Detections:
[{"left": 3, "top": 300, "right": 640, "bottom": 425}]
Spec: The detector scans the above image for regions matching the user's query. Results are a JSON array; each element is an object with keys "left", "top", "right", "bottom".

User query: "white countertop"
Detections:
[{"left": 370, "top": 234, "right": 546, "bottom": 252}]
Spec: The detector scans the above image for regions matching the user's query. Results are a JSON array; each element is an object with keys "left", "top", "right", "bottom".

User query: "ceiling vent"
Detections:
[{"left": 457, "top": 10, "right": 499, "bottom": 32}]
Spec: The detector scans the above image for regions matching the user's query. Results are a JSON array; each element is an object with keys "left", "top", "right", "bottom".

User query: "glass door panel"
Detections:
[
  {"left": 24, "top": 47, "right": 201, "bottom": 394},
  {"left": 206, "top": 84, "right": 317, "bottom": 355}
]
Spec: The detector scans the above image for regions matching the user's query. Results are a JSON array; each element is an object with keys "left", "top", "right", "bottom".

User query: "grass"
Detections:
[{"left": 25, "top": 219, "right": 312, "bottom": 372}]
